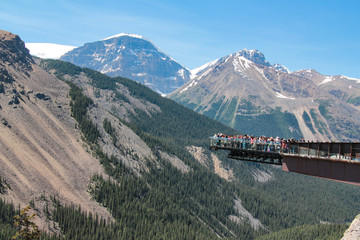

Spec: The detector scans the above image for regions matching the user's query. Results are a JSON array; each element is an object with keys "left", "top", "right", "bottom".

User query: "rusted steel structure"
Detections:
[{"left": 210, "top": 137, "right": 360, "bottom": 186}]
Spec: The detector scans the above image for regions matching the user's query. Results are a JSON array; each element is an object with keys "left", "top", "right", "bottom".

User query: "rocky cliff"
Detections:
[{"left": 342, "top": 215, "right": 360, "bottom": 240}]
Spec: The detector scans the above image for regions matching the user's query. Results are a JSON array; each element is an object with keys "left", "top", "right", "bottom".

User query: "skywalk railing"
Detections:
[{"left": 210, "top": 137, "right": 360, "bottom": 162}]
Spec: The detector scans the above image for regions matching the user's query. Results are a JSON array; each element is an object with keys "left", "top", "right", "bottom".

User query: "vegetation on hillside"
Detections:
[
  {"left": 347, "top": 95, "right": 360, "bottom": 106},
  {"left": 0, "top": 83, "right": 4, "bottom": 94},
  {"left": 197, "top": 96, "right": 303, "bottom": 139},
  {"left": 310, "top": 109, "right": 327, "bottom": 136},
  {"left": 256, "top": 223, "right": 348, "bottom": 240},
  {"left": 0, "top": 198, "right": 17, "bottom": 239},
  {"left": 68, "top": 81, "right": 100, "bottom": 143},
  {"left": 302, "top": 111, "right": 316, "bottom": 134},
  {"left": 0, "top": 176, "right": 10, "bottom": 194}
]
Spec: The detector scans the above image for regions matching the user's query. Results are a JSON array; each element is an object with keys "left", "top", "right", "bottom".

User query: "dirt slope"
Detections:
[{"left": 0, "top": 34, "right": 112, "bottom": 228}]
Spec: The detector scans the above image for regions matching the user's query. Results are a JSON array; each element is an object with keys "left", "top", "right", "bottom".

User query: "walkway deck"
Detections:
[{"left": 210, "top": 137, "right": 360, "bottom": 186}]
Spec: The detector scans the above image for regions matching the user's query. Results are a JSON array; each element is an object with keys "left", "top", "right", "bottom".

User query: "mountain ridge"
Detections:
[{"left": 169, "top": 49, "right": 360, "bottom": 142}]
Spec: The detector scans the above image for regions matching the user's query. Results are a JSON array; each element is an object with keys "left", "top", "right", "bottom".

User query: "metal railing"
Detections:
[{"left": 210, "top": 137, "right": 360, "bottom": 162}]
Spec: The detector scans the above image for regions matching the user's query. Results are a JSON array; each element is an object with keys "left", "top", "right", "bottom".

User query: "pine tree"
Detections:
[{"left": 12, "top": 206, "right": 41, "bottom": 240}]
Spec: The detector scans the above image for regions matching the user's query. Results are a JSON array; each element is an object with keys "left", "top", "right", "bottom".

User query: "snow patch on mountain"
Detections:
[
  {"left": 273, "top": 63, "right": 290, "bottom": 73},
  {"left": 178, "top": 69, "right": 186, "bottom": 79},
  {"left": 254, "top": 66, "right": 267, "bottom": 80},
  {"left": 233, "top": 56, "right": 253, "bottom": 73},
  {"left": 132, "top": 73, "right": 147, "bottom": 77},
  {"left": 340, "top": 75, "right": 360, "bottom": 84},
  {"left": 180, "top": 79, "right": 199, "bottom": 94},
  {"left": 198, "top": 68, "right": 213, "bottom": 80},
  {"left": 275, "top": 92, "right": 295, "bottom": 100},
  {"left": 25, "top": 43, "right": 76, "bottom": 59},
  {"left": 191, "top": 58, "right": 220, "bottom": 79},
  {"left": 102, "top": 33, "right": 144, "bottom": 41},
  {"left": 318, "top": 76, "right": 334, "bottom": 85}
]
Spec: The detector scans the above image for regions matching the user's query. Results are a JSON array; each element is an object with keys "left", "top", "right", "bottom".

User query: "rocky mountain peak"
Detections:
[
  {"left": 60, "top": 33, "right": 190, "bottom": 95},
  {"left": 99, "top": 33, "right": 158, "bottom": 53},
  {"left": 0, "top": 30, "right": 33, "bottom": 83},
  {"left": 0, "top": 30, "right": 33, "bottom": 68},
  {"left": 232, "top": 49, "right": 271, "bottom": 67}
]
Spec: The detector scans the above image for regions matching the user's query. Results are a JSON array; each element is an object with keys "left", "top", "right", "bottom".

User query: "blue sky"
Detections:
[{"left": 1, "top": 0, "right": 360, "bottom": 78}]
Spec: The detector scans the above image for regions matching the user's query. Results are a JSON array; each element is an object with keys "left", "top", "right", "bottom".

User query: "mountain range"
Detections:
[
  {"left": 170, "top": 49, "right": 360, "bottom": 142},
  {"left": 2, "top": 30, "right": 360, "bottom": 239},
  {"left": 27, "top": 35, "right": 360, "bottom": 142}
]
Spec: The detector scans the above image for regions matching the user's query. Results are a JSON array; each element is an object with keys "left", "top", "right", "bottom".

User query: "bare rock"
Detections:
[
  {"left": 342, "top": 214, "right": 360, "bottom": 240},
  {"left": 158, "top": 150, "right": 190, "bottom": 173},
  {"left": 252, "top": 169, "right": 273, "bottom": 183},
  {"left": 35, "top": 92, "right": 50, "bottom": 101},
  {"left": 1, "top": 118, "right": 11, "bottom": 128}
]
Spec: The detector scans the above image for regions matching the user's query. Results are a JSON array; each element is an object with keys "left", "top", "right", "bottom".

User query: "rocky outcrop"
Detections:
[
  {"left": 232, "top": 49, "right": 271, "bottom": 67},
  {"left": 342, "top": 214, "right": 360, "bottom": 240},
  {"left": 0, "top": 30, "right": 33, "bottom": 74},
  {"left": 230, "top": 197, "right": 267, "bottom": 231},
  {"left": 158, "top": 150, "right": 190, "bottom": 173},
  {"left": 186, "top": 146, "right": 234, "bottom": 182}
]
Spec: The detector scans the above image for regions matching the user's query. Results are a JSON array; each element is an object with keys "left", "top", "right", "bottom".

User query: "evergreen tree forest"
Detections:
[
  {"left": 256, "top": 223, "right": 349, "bottom": 240},
  {"left": 0, "top": 198, "right": 17, "bottom": 239},
  {"left": 0, "top": 59, "right": 358, "bottom": 239}
]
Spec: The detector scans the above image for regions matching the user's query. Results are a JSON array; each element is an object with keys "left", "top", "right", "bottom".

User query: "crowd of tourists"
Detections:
[{"left": 211, "top": 133, "right": 305, "bottom": 153}]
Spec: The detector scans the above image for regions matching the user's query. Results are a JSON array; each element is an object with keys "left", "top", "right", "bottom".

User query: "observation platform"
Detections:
[{"left": 210, "top": 137, "right": 360, "bottom": 186}]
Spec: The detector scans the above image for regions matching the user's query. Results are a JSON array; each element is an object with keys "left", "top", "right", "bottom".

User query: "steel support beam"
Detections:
[{"left": 282, "top": 155, "right": 360, "bottom": 186}]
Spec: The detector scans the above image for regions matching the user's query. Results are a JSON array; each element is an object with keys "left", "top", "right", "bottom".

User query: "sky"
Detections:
[{"left": 1, "top": 0, "right": 360, "bottom": 78}]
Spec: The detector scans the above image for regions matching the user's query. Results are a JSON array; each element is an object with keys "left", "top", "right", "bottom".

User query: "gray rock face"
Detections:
[
  {"left": 232, "top": 49, "right": 271, "bottom": 67},
  {"left": 0, "top": 30, "right": 33, "bottom": 84},
  {"left": 60, "top": 34, "right": 190, "bottom": 95},
  {"left": 0, "top": 30, "right": 33, "bottom": 70},
  {"left": 341, "top": 215, "right": 360, "bottom": 240},
  {"left": 273, "top": 63, "right": 290, "bottom": 73}
]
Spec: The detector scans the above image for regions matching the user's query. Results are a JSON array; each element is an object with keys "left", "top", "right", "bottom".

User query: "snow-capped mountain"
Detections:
[
  {"left": 25, "top": 43, "right": 76, "bottom": 59},
  {"left": 169, "top": 49, "right": 360, "bottom": 141},
  {"left": 60, "top": 33, "right": 191, "bottom": 95}
]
